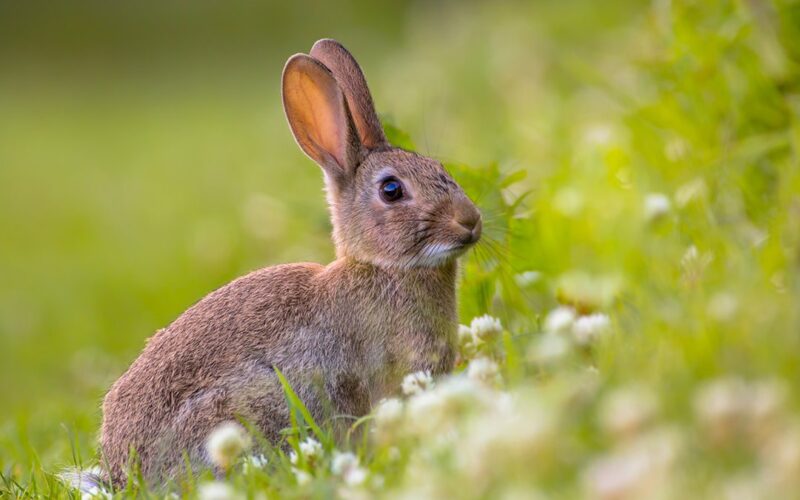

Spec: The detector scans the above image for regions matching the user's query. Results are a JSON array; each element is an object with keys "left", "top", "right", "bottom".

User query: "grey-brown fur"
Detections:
[{"left": 99, "top": 39, "right": 481, "bottom": 487}]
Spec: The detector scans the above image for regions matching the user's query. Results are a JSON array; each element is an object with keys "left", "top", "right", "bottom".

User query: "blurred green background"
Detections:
[{"left": 1, "top": 0, "right": 799, "bottom": 492}]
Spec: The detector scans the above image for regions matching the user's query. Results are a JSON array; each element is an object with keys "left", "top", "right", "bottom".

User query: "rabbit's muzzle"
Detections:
[{"left": 452, "top": 201, "right": 482, "bottom": 246}]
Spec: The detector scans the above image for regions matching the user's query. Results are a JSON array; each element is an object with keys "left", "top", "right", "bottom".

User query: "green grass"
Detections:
[{"left": 1, "top": 0, "right": 799, "bottom": 497}]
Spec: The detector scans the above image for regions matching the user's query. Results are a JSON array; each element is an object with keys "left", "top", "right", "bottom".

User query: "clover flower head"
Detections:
[
  {"left": 292, "top": 468, "right": 312, "bottom": 486},
  {"left": 242, "top": 454, "right": 268, "bottom": 473},
  {"left": 528, "top": 333, "right": 572, "bottom": 367},
  {"left": 458, "top": 324, "right": 473, "bottom": 341},
  {"left": 290, "top": 436, "right": 323, "bottom": 466},
  {"left": 374, "top": 397, "right": 404, "bottom": 428},
  {"left": 458, "top": 400, "right": 555, "bottom": 478},
  {"left": 467, "top": 357, "right": 502, "bottom": 386},
  {"left": 644, "top": 193, "right": 671, "bottom": 221},
  {"left": 694, "top": 378, "right": 748, "bottom": 428},
  {"left": 206, "top": 422, "right": 251, "bottom": 471},
  {"left": 573, "top": 313, "right": 611, "bottom": 345},
  {"left": 544, "top": 306, "right": 576, "bottom": 334},
  {"left": 402, "top": 370, "right": 434, "bottom": 396},
  {"left": 343, "top": 466, "right": 368, "bottom": 487},
  {"left": 299, "top": 437, "right": 323, "bottom": 456},
  {"left": 470, "top": 315, "right": 503, "bottom": 340},
  {"left": 331, "top": 451, "right": 368, "bottom": 486},
  {"left": 198, "top": 481, "right": 241, "bottom": 500}
]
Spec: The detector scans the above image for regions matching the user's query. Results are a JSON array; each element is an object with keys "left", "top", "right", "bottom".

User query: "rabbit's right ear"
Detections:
[
  {"left": 310, "top": 39, "right": 388, "bottom": 150},
  {"left": 282, "top": 54, "right": 360, "bottom": 180}
]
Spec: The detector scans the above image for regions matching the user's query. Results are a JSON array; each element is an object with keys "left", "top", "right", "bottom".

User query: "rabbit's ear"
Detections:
[
  {"left": 282, "top": 54, "right": 360, "bottom": 178},
  {"left": 310, "top": 39, "right": 388, "bottom": 150}
]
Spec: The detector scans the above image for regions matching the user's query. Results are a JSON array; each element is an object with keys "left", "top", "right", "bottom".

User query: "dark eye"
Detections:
[{"left": 380, "top": 178, "right": 404, "bottom": 203}]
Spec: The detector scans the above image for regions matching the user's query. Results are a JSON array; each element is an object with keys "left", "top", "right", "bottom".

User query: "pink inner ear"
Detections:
[{"left": 288, "top": 66, "right": 349, "bottom": 170}]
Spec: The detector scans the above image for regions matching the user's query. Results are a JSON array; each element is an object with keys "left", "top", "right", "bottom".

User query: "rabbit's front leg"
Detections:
[
  {"left": 396, "top": 328, "right": 457, "bottom": 378},
  {"left": 324, "top": 370, "right": 371, "bottom": 438}
]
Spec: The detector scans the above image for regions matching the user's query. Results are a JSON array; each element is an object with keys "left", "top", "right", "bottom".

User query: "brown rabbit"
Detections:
[{"left": 95, "top": 39, "right": 481, "bottom": 487}]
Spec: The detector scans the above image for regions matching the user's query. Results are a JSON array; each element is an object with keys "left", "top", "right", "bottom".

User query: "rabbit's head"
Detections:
[{"left": 282, "top": 39, "right": 481, "bottom": 268}]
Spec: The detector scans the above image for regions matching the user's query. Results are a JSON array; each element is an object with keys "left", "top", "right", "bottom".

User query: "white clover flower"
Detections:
[
  {"left": 528, "top": 333, "right": 572, "bottom": 367},
  {"left": 435, "top": 375, "right": 494, "bottom": 407},
  {"left": 198, "top": 481, "right": 242, "bottom": 500},
  {"left": 331, "top": 451, "right": 359, "bottom": 475},
  {"left": 693, "top": 377, "right": 749, "bottom": 443},
  {"left": 458, "top": 324, "right": 483, "bottom": 358},
  {"left": 241, "top": 454, "right": 268, "bottom": 473},
  {"left": 290, "top": 436, "right": 323, "bottom": 465},
  {"left": 292, "top": 468, "right": 312, "bottom": 486},
  {"left": 458, "top": 399, "right": 555, "bottom": 479},
  {"left": 493, "top": 391, "right": 515, "bottom": 415},
  {"left": 405, "top": 375, "right": 498, "bottom": 438},
  {"left": 458, "top": 324, "right": 473, "bottom": 342},
  {"left": 206, "top": 422, "right": 251, "bottom": 470},
  {"left": 406, "top": 388, "right": 446, "bottom": 434},
  {"left": 343, "top": 466, "right": 368, "bottom": 486},
  {"left": 467, "top": 357, "right": 502, "bottom": 386},
  {"left": 331, "top": 451, "right": 368, "bottom": 486},
  {"left": 299, "top": 437, "right": 323, "bottom": 457},
  {"left": 405, "top": 382, "right": 456, "bottom": 437},
  {"left": 402, "top": 370, "right": 434, "bottom": 396},
  {"left": 374, "top": 397, "right": 404, "bottom": 429},
  {"left": 470, "top": 314, "right": 503, "bottom": 341},
  {"left": 544, "top": 306, "right": 576, "bottom": 334},
  {"left": 514, "top": 270, "right": 541, "bottom": 287},
  {"left": 573, "top": 313, "right": 611, "bottom": 345},
  {"left": 599, "top": 386, "right": 659, "bottom": 439},
  {"left": 583, "top": 428, "right": 680, "bottom": 500},
  {"left": 643, "top": 193, "right": 672, "bottom": 222},
  {"left": 459, "top": 315, "right": 504, "bottom": 358}
]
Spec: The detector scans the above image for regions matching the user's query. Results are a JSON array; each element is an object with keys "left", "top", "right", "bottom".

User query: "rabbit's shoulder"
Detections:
[{"left": 164, "top": 262, "right": 326, "bottom": 340}]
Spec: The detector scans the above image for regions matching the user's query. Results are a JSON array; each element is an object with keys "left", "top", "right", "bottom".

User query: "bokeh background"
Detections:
[{"left": 2, "top": 0, "right": 799, "bottom": 496}]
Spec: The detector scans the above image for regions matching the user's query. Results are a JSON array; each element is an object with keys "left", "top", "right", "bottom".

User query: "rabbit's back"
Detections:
[{"left": 100, "top": 263, "right": 326, "bottom": 484}]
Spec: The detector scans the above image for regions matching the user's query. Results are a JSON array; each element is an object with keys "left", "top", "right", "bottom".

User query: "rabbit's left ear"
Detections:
[
  {"left": 310, "top": 39, "right": 389, "bottom": 150},
  {"left": 282, "top": 54, "right": 361, "bottom": 180}
]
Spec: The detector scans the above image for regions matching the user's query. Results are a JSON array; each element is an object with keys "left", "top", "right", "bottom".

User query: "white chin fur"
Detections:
[{"left": 409, "top": 242, "right": 463, "bottom": 268}]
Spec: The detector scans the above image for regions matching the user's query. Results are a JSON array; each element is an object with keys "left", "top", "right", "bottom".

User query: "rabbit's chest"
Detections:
[
  {"left": 332, "top": 262, "right": 458, "bottom": 399},
  {"left": 359, "top": 309, "right": 456, "bottom": 397}
]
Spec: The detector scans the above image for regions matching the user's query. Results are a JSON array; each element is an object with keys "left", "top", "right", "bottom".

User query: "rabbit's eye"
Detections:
[{"left": 380, "top": 178, "right": 404, "bottom": 203}]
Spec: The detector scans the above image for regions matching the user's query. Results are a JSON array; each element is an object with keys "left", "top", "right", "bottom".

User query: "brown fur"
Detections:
[{"left": 99, "top": 39, "right": 481, "bottom": 486}]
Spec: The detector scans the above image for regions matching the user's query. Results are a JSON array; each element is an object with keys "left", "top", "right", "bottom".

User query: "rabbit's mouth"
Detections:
[{"left": 411, "top": 241, "right": 475, "bottom": 267}]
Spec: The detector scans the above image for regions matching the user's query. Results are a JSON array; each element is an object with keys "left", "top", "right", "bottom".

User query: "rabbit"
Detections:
[{"left": 94, "top": 38, "right": 482, "bottom": 487}]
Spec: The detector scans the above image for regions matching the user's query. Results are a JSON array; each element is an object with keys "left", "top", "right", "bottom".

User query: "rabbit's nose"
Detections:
[{"left": 455, "top": 208, "right": 482, "bottom": 244}]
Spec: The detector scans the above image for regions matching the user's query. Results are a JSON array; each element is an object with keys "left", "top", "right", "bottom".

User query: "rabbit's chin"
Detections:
[{"left": 404, "top": 242, "right": 473, "bottom": 268}]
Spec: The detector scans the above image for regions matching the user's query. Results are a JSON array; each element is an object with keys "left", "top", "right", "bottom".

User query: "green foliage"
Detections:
[{"left": 2, "top": 0, "right": 800, "bottom": 498}]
